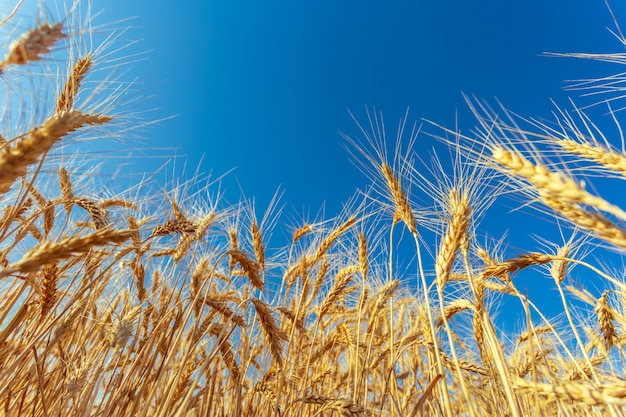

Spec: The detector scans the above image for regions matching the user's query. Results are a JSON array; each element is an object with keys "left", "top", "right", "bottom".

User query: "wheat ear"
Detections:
[
  {"left": 0, "top": 228, "right": 133, "bottom": 278},
  {"left": 492, "top": 147, "right": 626, "bottom": 221},
  {"left": 250, "top": 298, "right": 287, "bottom": 365},
  {"left": 57, "top": 55, "right": 93, "bottom": 112},
  {"left": 0, "top": 111, "right": 111, "bottom": 194},
  {"left": 436, "top": 189, "right": 471, "bottom": 288},
  {"left": 381, "top": 162, "right": 417, "bottom": 234},
  {"left": 558, "top": 138, "right": 626, "bottom": 177},
  {"left": 0, "top": 22, "right": 65, "bottom": 70}
]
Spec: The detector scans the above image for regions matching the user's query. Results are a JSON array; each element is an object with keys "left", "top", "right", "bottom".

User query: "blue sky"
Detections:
[
  {"left": 94, "top": 1, "right": 624, "bottom": 213},
  {"left": 9, "top": 1, "right": 626, "bottom": 323}
]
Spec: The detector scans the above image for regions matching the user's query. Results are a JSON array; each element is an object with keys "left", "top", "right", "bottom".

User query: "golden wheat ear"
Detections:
[{"left": 0, "top": 22, "right": 65, "bottom": 73}]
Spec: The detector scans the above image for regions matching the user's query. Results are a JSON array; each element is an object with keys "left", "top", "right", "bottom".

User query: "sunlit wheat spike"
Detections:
[
  {"left": 481, "top": 252, "right": 552, "bottom": 279},
  {"left": 558, "top": 138, "right": 626, "bottom": 177},
  {"left": 381, "top": 162, "right": 417, "bottom": 234},
  {"left": 58, "top": 166, "right": 74, "bottom": 214},
  {"left": 172, "top": 356, "right": 202, "bottom": 405},
  {"left": 131, "top": 257, "right": 146, "bottom": 302},
  {"left": 227, "top": 228, "right": 239, "bottom": 273},
  {"left": 299, "top": 395, "right": 369, "bottom": 417},
  {"left": 516, "top": 348, "right": 553, "bottom": 378},
  {"left": 227, "top": 249, "right": 263, "bottom": 290},
  {"left": 250, "top": 298, "right": 287, "bottom": 365},
  {"left": 304, "top": 256, "right": 329, "bottom": 310},
  {"left": 0, "top": 228, "right": 133, "bottom": 278},
  {"left": 514, "top": 378, "right": 626, "bottom": 406},
  {"left": 293, "top": 223, "right": 313, "bottom": 243},
  {"left": 492, "top": 147, "right": 626, "bottom": 221},
  {"left": 57, "top": 55, "right": 93, "bottom": 112},
  {"left": 317, "top": 265, "right": 358, "bottom": 318},
  {"left": 595, "top": 291, "right": 617, "bottom": 350},
  {"left": 567, "top": 355, "right": 606, "bottom": 381},
  {"left": 371, "top": 279, "right": 399, "bottom": 314},
  {"left": 98, "top": 199, "right": 138, "bottom": 211},
  {"left": 39, "top": 262, "right": 59, "bottom": 318},
  {"left": 516, "top": 326, "right": 553, "bottom": 346},
  {"left": 313, "top": 216, "right": 357, "bottom": 261},
  {"left": 1, "top": 22, "right": 65, "bottom": 68},
  {"left": 151, "top": 218, "right": 196, "bottom": 237},
  {"left": 170, "top": 198, "right": 185, "bottom": 220},
  {"left": 0, "top": 111, "right": 111, "bottom": 194},
  {"left": 436, "top": 188, "right": 471, "bottom": 288},
  {"left": 358, "top": 232, "right": 368, "bottom": 280},
  {"left": 541, "top": 195, "right": 626, "bottom": 250},
  {"left": 191, "top": 256, "right": 209, "bottom": 315},
  {"left": 550, "top": 245, "right": 571, "bottom": 285},
  {"left": 435, "top": 299, "right": 474, "bottom": 328},
  {"left": 41, "top": 201, "right": 55, "bottom": 237},
  {"left": 74, "top": 197, "right": 109, "bottom": 229},
  {"left": 196, "top": 211, "right": 217, "bottom": 241},
  {"left": 250, "top": 220, "right": 265, "bottom": 271}
]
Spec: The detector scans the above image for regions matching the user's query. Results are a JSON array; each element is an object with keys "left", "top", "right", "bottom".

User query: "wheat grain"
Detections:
[
  {"left": 151, "top": 218, "right": 196, "bottom": 237},
  {"left": 108, "top": 305, "right": 142, "bottom": 351},
  {"left": 541, "top": 194, "right": 626, "bottom": 250}
]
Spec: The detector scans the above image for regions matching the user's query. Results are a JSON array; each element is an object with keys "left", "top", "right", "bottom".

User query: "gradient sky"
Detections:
[
  {"left": 9, "top": 1, "right": 626, "bottom": 324},
  {"left": 92, "top": 1, "right": 624, "bottom": 217}
]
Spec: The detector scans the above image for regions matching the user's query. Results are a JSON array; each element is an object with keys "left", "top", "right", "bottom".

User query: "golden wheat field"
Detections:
[{"left": 2, "top": 1, "right": 626, "bottom": 416}]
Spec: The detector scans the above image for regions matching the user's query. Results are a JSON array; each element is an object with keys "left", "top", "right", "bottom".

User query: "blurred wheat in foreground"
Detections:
[{"left": 2, "top": 1, "right": 626, "bottom": 416}]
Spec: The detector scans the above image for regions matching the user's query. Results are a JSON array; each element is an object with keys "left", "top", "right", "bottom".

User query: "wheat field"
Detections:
[{"left": 1, "top": 1, "right": 626, "bottom": 416}]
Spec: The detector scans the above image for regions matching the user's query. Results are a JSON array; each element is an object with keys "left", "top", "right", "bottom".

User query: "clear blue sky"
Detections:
[
  {"left": 10, "top": 1, "right": 626, "bottom": 323},
  {"left": 93, "top": 1, "right": 625, "bottom": 214}
]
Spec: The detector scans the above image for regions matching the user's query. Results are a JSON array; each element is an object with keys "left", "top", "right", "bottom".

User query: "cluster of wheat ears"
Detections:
[{"left": 2, "top": 1, "right": 626, "bottom": 416}]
